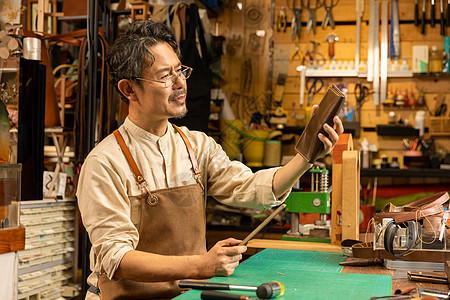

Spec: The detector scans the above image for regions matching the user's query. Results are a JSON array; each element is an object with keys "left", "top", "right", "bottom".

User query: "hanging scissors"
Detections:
[
  {"left": 290, "top": 0, "right": 303, "bottom": 40},
  {"left": 354, "top": 83, "right": 370, "bottom": 122},
  {"left": 306, "top": 77, "right": 324, "bottom": 106},
  {"left": 322, "top": 0, "right": 339, "bottom": 29},
  {"left": 303, "top": 0, "right": 324, "bottom": 35}
]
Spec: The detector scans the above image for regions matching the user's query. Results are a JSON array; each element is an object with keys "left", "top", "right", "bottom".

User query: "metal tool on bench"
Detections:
[
  {"left": 304, "top": 0, "right": 324, "bottom": 35},
  {"left": 179, "top": 280, "right": 285, "bottom": 299},
  {"left": 322, "top": 0, "right": 339, "bottom": 29},
  {"left": 284, "top": 167, "right": 331, "bottom": 241}
]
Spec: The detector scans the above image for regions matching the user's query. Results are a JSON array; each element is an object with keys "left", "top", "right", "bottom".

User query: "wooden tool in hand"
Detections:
[{"left": 239, "top": 204, "right": 286, "bottom": 246}]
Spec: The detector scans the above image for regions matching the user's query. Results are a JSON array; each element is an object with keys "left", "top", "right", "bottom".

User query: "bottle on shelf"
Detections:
[
  {"left": 330, "top": 57, "right": 337, "bottom": 70},
  {"left": 401, "top": 57, "right": 409, "bottom": 71},
  {"left": 386, "top": 89, "right": 395, "bottom": 105},
  {"left": 390, "top": 157, "right": 400, "bottom": 169},
  {"left": 391, "top": 57, "right": 400, "bottom": 71},
  {"left": 409, "top": 87, "right": 416, "bottom": 107},
  {"left": 417, "top": 89, "right": 425, "bottom": 106},
  {"left": 403, "top": 89, "right": 409, "bottom": 107},
  {"left": 395, "top": 89, "right": 405, "bottom": 106},
  {"left": 359, "top": 60, "right": 366, "bottom": 72},
  {"left": 429, "top": 46, "right": 443, "bottom": 73}
]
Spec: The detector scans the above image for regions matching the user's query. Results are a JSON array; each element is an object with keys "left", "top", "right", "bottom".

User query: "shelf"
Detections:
[
  {"left": 297, "top": 67, "right": 413, "bottom": 78},
  {"left": 376, "top": 125, "right": 419, "bottom": 137},
  {"left": 361, "top": 168, "right": 450, "bottom": 178}
]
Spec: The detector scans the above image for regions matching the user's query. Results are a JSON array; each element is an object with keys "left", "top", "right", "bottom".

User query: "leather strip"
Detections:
[
  {"left": 113, "top": 129, "right": 145, "bottom": 184},
  {"left": 113, "top": 124, "right": 202, "bottom": 187},
  {"left": 172, "top": 124, "right": 201, "bottom": 177},
  {"left": 374, "top": 191, "right": 449, "bottom": 223}
]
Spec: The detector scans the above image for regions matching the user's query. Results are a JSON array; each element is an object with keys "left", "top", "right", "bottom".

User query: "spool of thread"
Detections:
[
  {"left": 23, "top": 37, "right": 41, "bottom": 61},
  {"left": 263, "top": 140, "right": 281, "bottom": 167}
]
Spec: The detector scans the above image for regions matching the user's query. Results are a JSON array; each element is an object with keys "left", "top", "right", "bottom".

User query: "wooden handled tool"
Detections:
[{"left": 239, "top": 204, "right": 286, "bottom": 246}]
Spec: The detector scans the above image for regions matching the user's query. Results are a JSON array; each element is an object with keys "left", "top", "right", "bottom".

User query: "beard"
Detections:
[{"left": 169, "top": 89, "right": 188, "bottom": 119}]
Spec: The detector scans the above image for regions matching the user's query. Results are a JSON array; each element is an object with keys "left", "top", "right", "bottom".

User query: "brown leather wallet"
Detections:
[{"left": 295, "top": 83, "right": 346, "bottom": 163}]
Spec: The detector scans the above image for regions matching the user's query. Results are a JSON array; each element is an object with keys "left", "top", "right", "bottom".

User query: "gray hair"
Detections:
[{"left": 107, "top": 20, "right": 181, "bottom": 103}]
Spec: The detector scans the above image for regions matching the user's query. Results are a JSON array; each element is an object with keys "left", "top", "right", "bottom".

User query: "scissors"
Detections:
[
  {"left": 354, "top": 83, "right": 370, "bottom": 122},
  {"left": 322, "top": 0, "right": 339, "bottom": 29},
  {"left": 303, "top": 0, "right": 323, "bottom": 35},
  {"left": 306, "top": 77, "right": 324, "bottom": 106},
  {"left": 290, "top": 0, "right": 303, "bottom": 40}
]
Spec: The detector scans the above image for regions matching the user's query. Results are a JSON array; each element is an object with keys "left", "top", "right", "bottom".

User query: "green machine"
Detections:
[{"left": 284, "top": 167, "right": 331, "bottom": 242}]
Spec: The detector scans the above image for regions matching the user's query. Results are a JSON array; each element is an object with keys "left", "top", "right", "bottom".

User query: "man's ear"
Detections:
[{"left": 118, "top": 79, "right": 137, "bottom": 102}]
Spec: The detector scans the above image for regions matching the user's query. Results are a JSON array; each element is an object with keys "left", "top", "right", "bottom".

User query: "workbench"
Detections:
[{"left": 175, "top": 245, "right": 449, "bottom": 299}]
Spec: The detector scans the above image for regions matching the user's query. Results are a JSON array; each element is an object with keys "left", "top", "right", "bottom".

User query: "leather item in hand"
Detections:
[{"left": 295, "top": 83, "right": 346, "bottom": 163}]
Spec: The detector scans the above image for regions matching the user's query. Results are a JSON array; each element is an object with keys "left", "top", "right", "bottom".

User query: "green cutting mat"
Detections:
[{"left": 176, "top": 249, "right": 392, "bottom": 300}]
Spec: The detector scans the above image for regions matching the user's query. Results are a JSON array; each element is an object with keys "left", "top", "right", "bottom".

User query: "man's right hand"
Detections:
[{"left": 201, "top": 238, "right": 247, "bottom": 277}]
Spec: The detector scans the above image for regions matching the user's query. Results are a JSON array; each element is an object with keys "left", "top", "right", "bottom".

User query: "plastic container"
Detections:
[
  {"left": 414, "top": 110, "right": 426, "bottom": 137},
  {"left": 242, "top": 129, "right": 269, "bottom": 167}
]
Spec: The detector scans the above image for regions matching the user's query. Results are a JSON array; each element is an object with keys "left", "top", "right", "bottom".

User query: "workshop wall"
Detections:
[{"left": 217, "top": 0, "right": 449, "bottom": 184}]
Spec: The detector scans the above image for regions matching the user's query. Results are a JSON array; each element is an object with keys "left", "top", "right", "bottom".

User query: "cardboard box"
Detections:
[{"left": 412, "top": 46, "right": 429, "bottom": 73}]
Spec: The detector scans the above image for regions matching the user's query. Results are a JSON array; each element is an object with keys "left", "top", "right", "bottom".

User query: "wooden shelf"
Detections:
[{"left": 361, "top": 168, "right": 450, "bottom": 178}]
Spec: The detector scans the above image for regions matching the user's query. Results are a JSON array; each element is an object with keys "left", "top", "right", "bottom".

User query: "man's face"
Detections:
[{"left": 131, "top": 42, "right": 187, "bottom": 122}]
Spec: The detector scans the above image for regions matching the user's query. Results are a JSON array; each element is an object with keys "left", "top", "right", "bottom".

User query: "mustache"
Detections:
[{"left": 169, "top": 90, "right": 187, "bottom": 102}]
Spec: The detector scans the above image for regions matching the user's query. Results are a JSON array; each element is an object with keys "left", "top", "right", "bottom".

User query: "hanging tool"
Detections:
[
  {"left": 322, "top": 0, "right": 339, "bottom": 29},
  {"left": 440, "top": 0, "right": 446, "bottom": 35},
  {"left": 415, "top": 0, "right": 419, "bottom": 26},
  {"left": 306, "top": 77, "right": 324, "bottom": 106},
  {"left": 325, "top": 33, "right": 338, "bottom": 59},
  {"left": 276, "top": 6, "right": 287, "bottom": 32},
  {"left": 431, "top": 0, "right": 436, "bottom": 27},
  {"left": 180, "top": 281, "right": 285, "bottom": 299},
  {"left": 298, "top": 65, "right": 306, "bottom": 106},
  {"left": 290, "top": 0, "right": 303, "bottom": 40},
  {"left": 355, "top": 0, "right": 364, "bottom": 75},
  {"left": 447, "top": 0, "right": 450, "bottom": 26},
  {"left": 380, "top": 1, "right": 388, "bottom": 105},
  {"left": 304, "top": 0, "right": 324, "bottom": 35},
  {"left": 421, "top": 0, "right": 426, "bottom": 34},
  {"left": 290, "top": 45, "right": 304, "bottom": 62},
  {"left": 354, "top": 83, "right": 370, "bottom": 123},
  {"left": 389, "top": 0, "right": 400, "bottom": 58}
]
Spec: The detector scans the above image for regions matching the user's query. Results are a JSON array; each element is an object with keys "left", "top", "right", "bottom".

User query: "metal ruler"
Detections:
[
  {"left": 380, "top": 1, "right": 388, "bottom": 105},
  {"left": 368, "top": 0, "right": 380, "bottom": 105},
  {"left": 355, "top": 0, "right": 364, "bottom": 72}
]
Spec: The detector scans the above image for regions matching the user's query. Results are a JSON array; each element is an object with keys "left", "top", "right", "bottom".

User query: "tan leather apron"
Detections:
[{"left": 97, "top": 125, "right": 206, "bottom": 300}]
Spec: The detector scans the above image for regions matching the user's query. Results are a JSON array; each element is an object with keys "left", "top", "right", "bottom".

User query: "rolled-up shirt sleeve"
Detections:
[
  {"left": 201, "top": 135, "right": 290, "bottom": 210},
  {"left": 77, "top": 152, "right": 138, "bottom": 280}
]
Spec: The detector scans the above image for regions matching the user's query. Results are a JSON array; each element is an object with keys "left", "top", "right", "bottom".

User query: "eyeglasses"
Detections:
[{"left": 136, "top": 65, "right": 193, "bottom": 88}]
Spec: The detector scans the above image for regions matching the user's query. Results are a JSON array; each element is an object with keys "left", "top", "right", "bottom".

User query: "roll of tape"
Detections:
[{"left": 23, "top": 37, "right": 41, "bottom": 60}]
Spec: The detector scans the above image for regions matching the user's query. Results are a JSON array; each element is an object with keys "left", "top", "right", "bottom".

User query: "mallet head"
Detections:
[{"left": 256, "top": 281, "right": 284, "bottom": 298}]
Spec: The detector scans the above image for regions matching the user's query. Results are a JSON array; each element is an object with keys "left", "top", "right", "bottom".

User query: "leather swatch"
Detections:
[{"left": 295, "top": 84, "right": 346, "bottom": 163}]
